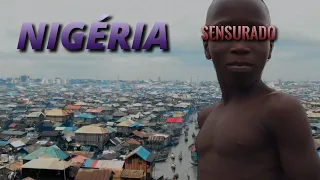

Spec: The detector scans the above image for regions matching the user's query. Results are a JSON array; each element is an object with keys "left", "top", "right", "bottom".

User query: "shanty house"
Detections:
[
  {"left": 81, "top": 159, "right": 124, "bottom": 179},
  {"left": 145, "top": 134, "right": 170, "bottom": 150},
  {"left": 112, "top": 111, "right": 128, "bottom": 121},
  {"left": 0, "top": 130, "right": 26, "bottom": 138},
  {"left": 85, "top": 108, "right": 103, "bottom": 117},
  {"left": 26, "top": 111, "right": 45, "bottom": 125},
  {"left": 166, "top": 117, "right": 183, "bottom": 125},
  {"left": 74, "top": 113, "right": 96, "bottom": 123},
  {"left": 23, "top": 145, "right": 69, "bottom": 163},
  {"left": 74, "top": 169, "right": 114, "bottom": 180},
  {"left": 46, "top": 109, "right": 69, "bottom": 122},
  {"left": 21, "top": 158, "right": 71, "bottom": 180},
  {"left": 74, "top": 125, "right": 110, "bottom": 150},
  {"left": 64, "top": 105, "right": 82, "bottom": 113},
  {"left": 101, "top": 106, "right": 114, "bottom": 115},
  {"left": 40, "top": 131, "right": 62, "bottom": 143},
  {"left": 116, "top": 120, "right": 142, "bottom": 136},
  {"left": 121, "top": 169, "right": 144, "bottom": 180},
  {"left": 124, "top": 146, "right": 155, "bottom": 180}
]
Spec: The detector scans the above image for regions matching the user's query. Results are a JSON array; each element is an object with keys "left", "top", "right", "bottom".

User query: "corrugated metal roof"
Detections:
[
  {"left": 23, "top": 146, "right": 69, "bottom": 161},
  {"left": 75, "top": 113, "right": 96, "bottom": 119},
  {"left": 121, "top": 169, "right": 144, "bottom": 179},
  {"left": 116, "top": 119, "right": 136, "bottom": 127},
  {"left": 125, "top": 146, "right": 150, "bottom": 161},
  {"left": 75, "top": 169, "right": 113, "bottom": 180},
  {"left": 75, "top": 125, "right": 108, "bottom": 134},
  {"left": 10, "top": 140, "right": 25, "bottom": 148},
  {"left": 21, "top": 158, "right": 70, "bottom": 170},
  {"left": 82, "top": 159, "right": 124, "bottom": 169},
  {"left": 129, "top": 122, "right": 142, "bottom": 127},
  {"left": 83, "top": 159, "right": 93, "bottom": 168},
  {"left": 105, "top": 126, "right": 116, "bottom": 133},
  {"left": 95, "top": 160, "right": 124, "bottom": 169},
  {"left": 46, "top": 109, "right": 68, "bottom": 116},
  {"left": 0, "top": 141, "right": 9, "bottom": 146}
]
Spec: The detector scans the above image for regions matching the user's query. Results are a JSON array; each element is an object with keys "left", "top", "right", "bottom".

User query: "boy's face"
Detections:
[{"left": 203, "top": 0, "right": 273, "bottom": 87}]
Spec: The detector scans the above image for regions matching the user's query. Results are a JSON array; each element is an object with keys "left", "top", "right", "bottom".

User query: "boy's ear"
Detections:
[
  {"left": 268, "top": 41, "right": 274, "bottom": 60},
  {"left": 203, "top": 41, "right": 211, "bottom": 60}
]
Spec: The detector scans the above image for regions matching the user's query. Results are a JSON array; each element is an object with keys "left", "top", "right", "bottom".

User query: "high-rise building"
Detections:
[
  {"left": 6, "top": 78, "right": 12, "bottom": 83},
  {"left": 61, "top": 79, "right": 67, "bottom": 84},
  {"left": 55, "top": 78, "right": 62, "bottom": 84},
  {"left": 20, "top": 75, "right": 29, "bottom": 82}
]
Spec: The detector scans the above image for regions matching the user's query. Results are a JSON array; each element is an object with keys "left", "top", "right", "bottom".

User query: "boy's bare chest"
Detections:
[{"left": 195, "top": 106, "right": 270, "bottom": 157}]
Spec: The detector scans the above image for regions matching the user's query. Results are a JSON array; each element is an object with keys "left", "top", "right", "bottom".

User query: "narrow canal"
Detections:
[{"left": 153, "top": 113, "right": 198, "bottom": 179}]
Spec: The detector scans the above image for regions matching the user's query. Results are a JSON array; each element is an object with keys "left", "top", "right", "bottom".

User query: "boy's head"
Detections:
[{"left": 203, "top": 0, "right": 273, "bottom": 88}]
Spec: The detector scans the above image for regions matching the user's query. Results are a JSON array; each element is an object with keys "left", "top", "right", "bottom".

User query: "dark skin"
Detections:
[{"left": 195, "top": 0, "right": 320, "bottom": 179}]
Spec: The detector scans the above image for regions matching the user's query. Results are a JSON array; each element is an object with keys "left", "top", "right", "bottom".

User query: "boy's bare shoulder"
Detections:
[
  {"left": 197, "top": 103, "right": 220, "bottom": 129},
  {"left": 265, "top": 91, "right": 306, "bottom": 126},
  {"left": 266, "top": 91, "right": 303, "bottom": 111}
]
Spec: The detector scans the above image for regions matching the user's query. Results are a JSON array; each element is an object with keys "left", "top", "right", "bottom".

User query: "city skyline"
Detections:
[
  {"left": 0, "top": 75, "right": 312, "bottom": 83},
  {"left": 1, "top": 0, "right": 320, "bottom": 80}
]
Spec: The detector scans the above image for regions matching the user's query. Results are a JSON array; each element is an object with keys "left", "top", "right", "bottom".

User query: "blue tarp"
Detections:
[
  {"left": 129, "top": 122, "right": 142, "bottom": 127},
  {"left": 133, "top": 146, "right": 150, "bottom": 161},
  {"left": 74, "top": 113, "right": 96, "bottom": 119},
  {"left": 9, "top": 91, "right": 18, "bottom": 97},
  {"left": 64, "top": 127, "right": 77, "bottom": 131},
  {"left": 193, "top": 152, "right": 198, "bottom": 161},
  {"left": 83, "top": 159, "right": 93, "bottom": 168},
  {"left": 105, "top": 126, "right": 116, "bottom": 132},
  {"left": 81, "top": 146, "right": 91, "bottom": 151},
  {"left": 0, "top": 141, "right": 9, "bottom": 146}
]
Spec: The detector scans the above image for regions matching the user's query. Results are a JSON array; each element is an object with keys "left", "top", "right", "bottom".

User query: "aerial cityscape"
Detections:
[{"left": 0, "top": 75, "right": 319, "bottom": 180}]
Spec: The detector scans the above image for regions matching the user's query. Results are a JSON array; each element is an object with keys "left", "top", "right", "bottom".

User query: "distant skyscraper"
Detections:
[
  {"left": 55, "top": 78, "right": 62, "bottom": 84},
  {"left": 20, "top": 75, "right": 29, "bottom": 82},
  {"left": 6, "top": 78, "right": 12, "bottom": 83}
]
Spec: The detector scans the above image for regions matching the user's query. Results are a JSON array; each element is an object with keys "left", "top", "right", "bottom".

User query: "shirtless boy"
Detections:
[{"left": 195, "top": 0, "right": 320, "bottom": 179}]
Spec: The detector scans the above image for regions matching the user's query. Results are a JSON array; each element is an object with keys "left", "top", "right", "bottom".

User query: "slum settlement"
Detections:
[{"left": 0, "top": 78, "right": 218, "bottom": 180}]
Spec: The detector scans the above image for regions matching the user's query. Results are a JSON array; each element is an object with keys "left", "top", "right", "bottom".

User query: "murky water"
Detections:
[{"left": 153, "top": 113, "right": 198, "bottom": 179}]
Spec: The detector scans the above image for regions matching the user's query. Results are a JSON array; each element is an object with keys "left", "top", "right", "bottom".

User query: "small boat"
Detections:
[
  {"left": 170, "top": 153, "right": 175, "bottom": 160},
  {"left": 171, "top": 163, "right": 176, "bottom": 169},
  {"left": 173, "top": 173, "right": 179, "bottom": 179},
  {"left": 157, "top": 176, "right": 164, "bottom": 180},
  {"left": 190, "top": 161, "right": 198, "bottom": 166},
  {"left": 155, "top": 155, "right": 168, "bottom": 162},
  {"left": 192, "top": 132, "right": 195, "bottom": 138},
  {"left": 178, "top": 151, "right": 182, "bottom": 160}
]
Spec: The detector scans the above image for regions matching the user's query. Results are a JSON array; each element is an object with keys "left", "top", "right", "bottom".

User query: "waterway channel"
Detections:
[{"left": 153, "top": 113, "right": 199, "bottom": 179}]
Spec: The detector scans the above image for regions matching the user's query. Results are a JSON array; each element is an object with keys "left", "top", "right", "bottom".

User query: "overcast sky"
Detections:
[{"left": 0, "top": 0, "right": 319, "bottom": 81}]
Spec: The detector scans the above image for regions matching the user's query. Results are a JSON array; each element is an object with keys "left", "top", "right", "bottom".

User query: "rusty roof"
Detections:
[
  {"left": 75, "top": 169, "right": 113, "bottom": 180},
  {"left": 121, "top": 169, "right": 144, "bottom": 179}
]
